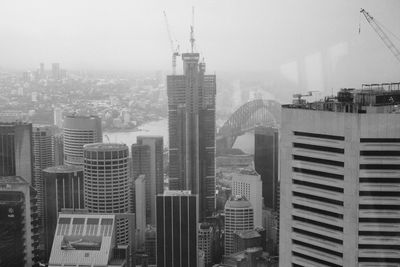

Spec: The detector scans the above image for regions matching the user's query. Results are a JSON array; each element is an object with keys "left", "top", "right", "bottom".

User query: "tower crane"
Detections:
[
  {"left": 360, "top": 8, "right": 400, "bottom": 64},
  {"left": 163, "top": 11, "right": 180, "bottom": 75},
  {"left": 292, "top": 91, "right": 318, "bottom": 105}
]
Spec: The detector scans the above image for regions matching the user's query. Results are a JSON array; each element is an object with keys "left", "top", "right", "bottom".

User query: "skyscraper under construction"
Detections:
[{"left": 167, "top": 38, "right": 216, "bottom": 221}]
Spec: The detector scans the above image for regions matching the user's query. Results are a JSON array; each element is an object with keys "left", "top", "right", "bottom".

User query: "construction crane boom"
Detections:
[
  {"left": 360, "top": 8, "right": 400, "bottom": 64},
  {"left": 163, "top": 11, "right": 180, "bottom": 75}
]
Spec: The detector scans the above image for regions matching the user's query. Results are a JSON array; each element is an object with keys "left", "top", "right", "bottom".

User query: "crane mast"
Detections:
[
  {"left": 360, "top": 8, "right": 400, "bottom": 64},
  {"left": 163, "top": 11, "right": 180, "bottom": 75}
]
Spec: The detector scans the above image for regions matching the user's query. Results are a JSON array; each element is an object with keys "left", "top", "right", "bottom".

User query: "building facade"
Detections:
[
  {"left": 198, "top": 222, "right": 214, "bottom": 267},
  {"left": 156, "top": 190, "right": 198, "bottom": 267},
  {"left": 0, "top": 176, "right": 39, "bottom": 267},
  {"left": 167, "top": 53, "right": 216, "bottom": 221},
  {"left": 32, "top": 125, "right": 54, "bottom": 249},
  {"left": 135, "top": 174, "right": 146, "bottom": 248},
  {"left": 83, "top": 143, "right": 130, "bottom": 245},
  {"left": 280, "top": 84, "right": 400, "bottom": 266},
  {"left": 132, "top": 135, "right": 163, "bottom": 226},
  {"left": 0, "top": 122, "right": 33, "bottom": 184},
  {"left": 63, "top": 115, "right": 102, "bottom": 166},
  {"left": 231, "top": 170, "right": 263, "bottom": 227},
  {"left": 42, "top": 165, "right": 84, "bottom": 260},
  {"left": 224, "top": 196, "right": 254, "bottom": 256},
  {"left": 254, "top": 126, "right": 279, "bottom": 211}
]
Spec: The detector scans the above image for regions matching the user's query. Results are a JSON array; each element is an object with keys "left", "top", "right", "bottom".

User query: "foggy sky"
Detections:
[{"left": 0, "top": 0, "right": 399, "bottom": 88}]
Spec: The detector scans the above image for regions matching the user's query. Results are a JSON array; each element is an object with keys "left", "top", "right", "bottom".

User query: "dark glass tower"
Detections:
[
  {"left": 132, "top": 136, "right": 164, "bottom": 226},
  {"left": 254, "top": 126, "right": 279, "bottom": 210},
  {"left": 0, "top": 122, "right": 33, "bottom": 185},
  {"left": 42, "top": 165, "right": 84, "bottom": 260},
  {"left": 156, "top": 191, "right": 198, "bottom": 267},
  {"left": 167, "top": 53, "right": 216, "bottom": 221}
]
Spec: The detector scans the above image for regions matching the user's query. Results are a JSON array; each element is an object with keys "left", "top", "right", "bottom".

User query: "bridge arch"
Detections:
[{"left": 217, "top": 99, "right": 281, "bottom": 153}]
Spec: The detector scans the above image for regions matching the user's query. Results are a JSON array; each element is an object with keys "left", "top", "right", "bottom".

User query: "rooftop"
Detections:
[
  {"left": 48, "top": 213, "right": 125, "bottom": 267},
  {"left": 234, "top": 229, "right": 261, "bottom": 239},
  {"left": 44, "top": 165, "right": 83, "bottom": 174},
  {"left": 83, "top": 142, "right": 128, "bottom": 151},
  {"left": 284, "top": 82, "right": 400, "bottom": 114},
  {"left": 163, "top": 190, "right": 193, "bottom": 196},
  {"left": 225, "top": 196, "right": 252, "bottom": 209},
  {"left": 0, "top": 176, "right": 29, "bottom": 185}
]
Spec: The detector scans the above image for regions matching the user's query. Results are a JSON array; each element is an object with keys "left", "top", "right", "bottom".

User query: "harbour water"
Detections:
[{"left": 103, "top": 119, "right": 169, "bottom": 149}]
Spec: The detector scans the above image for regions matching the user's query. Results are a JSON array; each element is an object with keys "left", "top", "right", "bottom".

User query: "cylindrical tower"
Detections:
[
  {"left": 224, "top": 196, "right": 254, "bottom": 255},
  {"left": 63, "top": 115, "right": 102, "bottom": 166},
  {"left": 83, "top": 143, "right": 129, "bottom": 244}
]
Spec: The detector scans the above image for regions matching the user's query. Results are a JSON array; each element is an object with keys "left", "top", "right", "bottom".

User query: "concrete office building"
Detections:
[
  {"left": 42, "top": 165, "right": 84, "bottom": 260},
  {"left": 156, "top": 190, "right": 198, "bottom": 267},
  {"left": 254, "top": 126, "right": 279, "bottom": 211},
  {"left": 52, "top": 133, "right": 64, "bottom": 165},
  {"left": 280, "top": 83, "right": 400, "bottom": 267},
  {"left": 48, "top": 212, "right": 128, "bottom": 267},
  {"left": 32, "top": 125, "right": 54, "bottom": 232},
  {"left": 231, "top": 169, "right": 263, "bottom": 227},
  {"left": 224, "top": 196, "right": 254, "bottom": 256},
  {"left": 0, "top": 176, "right": 40, "bottom": 267},
  {"left": 132, "top": 136, "right": 163, "bottom": 226},
  {"left": 83, "top": 143, "right": 130, "bottom": 246},
  {"left": 0, "top": 122, "right": 33, "bottom": 184},
  {"left": 135, "top": 174, "right": 146, "bottom": 248},
  {"left": 167, "top": 47, "right": 216, "bottom": 221},
  {"left": 198, "top": 222, "right": 214, "bottom": 267},
  {"left": 144, "top": 225, "right": 157, "bottom": 265},
  {"left": 63, "top": 115, "right": 102, "bottom": 166}
]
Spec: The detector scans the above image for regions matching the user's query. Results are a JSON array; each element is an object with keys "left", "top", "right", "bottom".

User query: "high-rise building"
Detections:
[
  {"left": 52, "top": 133, "right": 64, "bottom": 165},
  {"left": 63, "top": 114, "right": 102, "bottom": 166},
  {"left": 144, "top": 225, "right": 157, "bottom": 265},
  {"left": 0, "top": 176, "right": 40, "bottom": 267},
  {"left": 156, "top": 190, "right": 198, "bottom": 267},
  {"left": 39, "top": 62, "right": 45, "bottom": 79},
  {"left": 224, "top": 196, "right": 254, "bottom": 256},
  {"left": 254, "top": 126, "right": 278, "bottom": 211},
  {"left": 32, "top": 125, "right": 54, "bottom": 258},
  {"left": 0, "top": 122, "right": 33, "bottom": 184},
  {"left": 231, "top": 169, "right": 263, "bottom": 227},
  {"left": 53, "top": 107, "right": 63, "bottom": 128},
  {"left": 51, "top": 63, "right": 60, "bottom": 80},
  {"left": 198, "top": 222, "right": 214, "bottom": 267},
  {"left": 42, "top": 165, "right": 84, "bottom": 260},
  {"left": 132, "top": 136, "right": 163, "bottom": 226},
  {"left": 167, "top": 49, "right": 216, "bottom": 221},
  {"left": 135, "top": 174, "right": 146, "bottom": 248},
  {"left": 48, "top": 212, "right": 128, "bottom": 267},
  {"left": 83, "top": 143, "right": 130, "bottom": 245},
  {"left": 279, "top": 84, "right": 400, "bottom": 266}
]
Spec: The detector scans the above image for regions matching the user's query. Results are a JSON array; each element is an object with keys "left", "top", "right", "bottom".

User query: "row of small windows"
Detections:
[
  {"left": 293, "top": 203, "right": 343, "bottom": 219},
  {"left": 292, "top": 227, "right": 343, "bottom": 244},
  {"left": 292, "top": 215, "right": 343, "bottom": 232},
  {"left": 293, "top": 155, "right": 344, "bottom": 167},
  {"left": 293, "top": 191, "right": 343, "bottom": 206},
  {"left": 293, "top": 179, "right": 344, "bottom": 193},
  {"left": 292, "top": 167, "right": 344, "bottom": 180},
  {"left": 293, "top": 142, "right": 344, "bottom": 154},
  {"left": 292, "top": 251, "right": 342, "bottom": 267},
  {"left": 294, "top": 131, "right": 345, "bottom": 141},
  {"left": 292, "top": 239, "right": 343, "bottom": 257}
]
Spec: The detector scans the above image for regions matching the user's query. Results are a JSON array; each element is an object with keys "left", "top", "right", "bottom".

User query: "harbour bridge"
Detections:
[{"left": 216, "top": 99, "right": 281, "bottom": 154}]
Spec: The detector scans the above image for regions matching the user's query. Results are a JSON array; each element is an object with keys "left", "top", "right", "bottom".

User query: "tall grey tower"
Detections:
[{"left": 167, "top": 39, "right": 216, "bottom": 221}]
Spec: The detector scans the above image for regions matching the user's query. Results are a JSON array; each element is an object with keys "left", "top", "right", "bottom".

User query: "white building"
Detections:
[
  {"left": 231, "top": 170, "right": 263, "bottom": 227},
  {"left": 224, "top": 196, "right": 254, "bottom": 256},
  {"left": 135, "top": 174, "right": 146, "bottom": 248},
  {"left": 279, "top": 84, "right": 400, "bottom": 267}
]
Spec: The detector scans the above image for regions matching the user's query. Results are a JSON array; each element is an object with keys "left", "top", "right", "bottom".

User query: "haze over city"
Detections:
[
  {"left": 1, "top": 0, "right": 400, "bottom": 266},
  {"left": 1, "top": 0, "right": 399, "bottom": 91}
]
